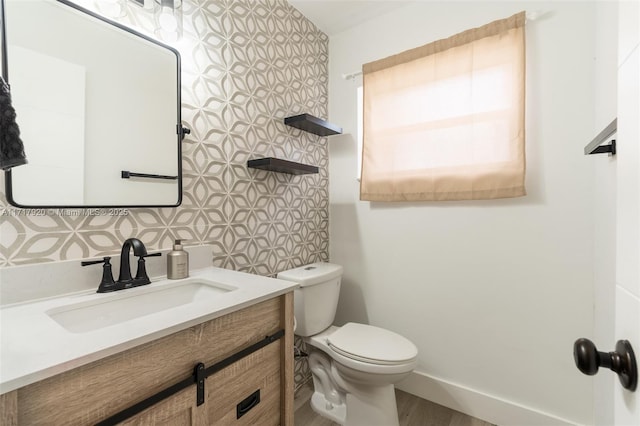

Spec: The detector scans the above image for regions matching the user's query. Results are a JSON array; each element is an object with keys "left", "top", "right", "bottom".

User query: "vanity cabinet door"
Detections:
[
  {"left": 206, "top": 342, "right": 281, "bottom": 425},
  {"left": 121, "top": 387, "right": 206, "bottom": 426}
]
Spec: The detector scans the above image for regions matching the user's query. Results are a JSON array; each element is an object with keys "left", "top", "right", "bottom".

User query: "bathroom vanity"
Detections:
[{"left": 0, "top": 264, "right": 297, "bottom": 425}]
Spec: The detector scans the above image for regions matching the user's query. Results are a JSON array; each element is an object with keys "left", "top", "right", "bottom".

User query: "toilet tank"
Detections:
[{"left": 277, "top": 262, "right": 343, "bottom": 337}]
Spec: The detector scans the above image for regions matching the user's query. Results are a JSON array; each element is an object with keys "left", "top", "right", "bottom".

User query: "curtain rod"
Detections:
[{"left": 341, "top": 10, "right": 546, "bottom": 81}]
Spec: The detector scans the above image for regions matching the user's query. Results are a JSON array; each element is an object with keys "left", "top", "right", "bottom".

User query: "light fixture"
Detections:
[
  {"left": 94, "top": 0, "right": 127, "bottom": 19},
  {"left": 153, "top": 0, "right": 183, "bottom": 42}
]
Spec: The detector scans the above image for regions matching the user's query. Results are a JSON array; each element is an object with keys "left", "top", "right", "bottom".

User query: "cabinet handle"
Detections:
[{"left": 236, "top": 389, "right": 260, "bottom": 419}]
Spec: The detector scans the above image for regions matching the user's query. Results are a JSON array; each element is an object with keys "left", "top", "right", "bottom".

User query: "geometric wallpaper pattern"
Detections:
[
  {"left": 0, "top": 0, "right": 330, "bottom": 274},
  {"left": 0, "top": 0, "right": 325, "bottom": 390}
]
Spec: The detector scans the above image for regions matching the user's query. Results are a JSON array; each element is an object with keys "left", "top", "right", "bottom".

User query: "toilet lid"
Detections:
[{"left": 327, "top": 323, "right": 418, "bottom": 365}]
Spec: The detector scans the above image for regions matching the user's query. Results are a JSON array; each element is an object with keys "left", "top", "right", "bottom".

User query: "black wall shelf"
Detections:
[
  {"left": 247, "top": 158, "right": 318, "bottom": 175},
  {"left": 284, "top": 113, "right": 342, "bottom": 137}
]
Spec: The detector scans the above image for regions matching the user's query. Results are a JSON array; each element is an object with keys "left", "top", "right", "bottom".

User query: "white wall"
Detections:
[{"left": 328, "top": 2, "right": 603, "bottom": 424}]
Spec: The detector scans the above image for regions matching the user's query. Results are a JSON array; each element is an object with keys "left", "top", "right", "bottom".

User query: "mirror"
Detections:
[{"left": 1, "top": 0, "right": 183, "bottom": 207}]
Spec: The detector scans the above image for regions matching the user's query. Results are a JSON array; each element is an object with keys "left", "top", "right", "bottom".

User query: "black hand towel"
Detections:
[{"left": 0, "top": 75, "right": 27, "bottom": 170}]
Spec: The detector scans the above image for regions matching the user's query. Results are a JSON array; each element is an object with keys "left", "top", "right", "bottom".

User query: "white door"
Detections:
[
  {"left": 613, "top": 1, "right": 639, "bottom": 424},
  {"left": 584, "top": 2, "right": 639, "bottom": 425}
]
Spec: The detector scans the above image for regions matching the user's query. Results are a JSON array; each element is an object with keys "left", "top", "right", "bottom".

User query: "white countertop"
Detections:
[{"left": 0, "top": 266, "right": 298, "bottom": 394}]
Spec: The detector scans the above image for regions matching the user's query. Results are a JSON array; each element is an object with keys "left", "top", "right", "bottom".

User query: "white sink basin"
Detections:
[{"left": 46, "top": 278, "right": 236, "bottom": 333}]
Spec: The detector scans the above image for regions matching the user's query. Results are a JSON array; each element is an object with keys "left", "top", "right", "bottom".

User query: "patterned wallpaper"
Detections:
[{"left": 0, "top": 0, "right": 326, "bottom": 391}]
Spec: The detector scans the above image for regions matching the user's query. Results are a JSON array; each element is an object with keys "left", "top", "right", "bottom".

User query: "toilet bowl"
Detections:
[{"left": 277, "top": 263, "right": 418, "bottom": 426}]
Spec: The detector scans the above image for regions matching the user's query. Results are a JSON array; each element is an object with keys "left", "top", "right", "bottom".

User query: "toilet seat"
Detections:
[
  {"left": 305, "top": 325, "right": 417, "bottom": 376},
  {"left": 327, "top": 322, "right": 418, "bottom": 366}
]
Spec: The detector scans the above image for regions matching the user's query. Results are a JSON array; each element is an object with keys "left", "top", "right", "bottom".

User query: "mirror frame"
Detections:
[{"left": 1, "top": 0, "right": 185, "bottom": 208}]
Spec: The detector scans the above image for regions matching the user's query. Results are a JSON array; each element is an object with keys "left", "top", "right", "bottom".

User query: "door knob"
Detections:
[{"left": 573, "top": 338, "right": 637, "bottom": 391}]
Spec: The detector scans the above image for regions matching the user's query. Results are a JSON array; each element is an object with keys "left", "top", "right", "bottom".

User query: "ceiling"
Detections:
[{"left": 287, "top": 1, "right": 414, "bottom": 36}]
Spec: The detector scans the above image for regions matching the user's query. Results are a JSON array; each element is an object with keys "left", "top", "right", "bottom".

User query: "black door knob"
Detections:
[{"left": 573, "top": 338, "right": 638, "bottom": 392}]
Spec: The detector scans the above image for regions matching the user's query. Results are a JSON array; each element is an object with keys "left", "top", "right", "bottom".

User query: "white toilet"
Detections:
[{"left": 277, "top": 262, "right": 418, "bottom": 426}]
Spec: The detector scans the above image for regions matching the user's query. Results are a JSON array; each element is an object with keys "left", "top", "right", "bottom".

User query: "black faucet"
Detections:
[
  {"left": 118, "top": 238, "right": 162, "bottom": 288},
  {"left": 82, "top": 238, "right": 161, "bottom": 293},
  {"left": 118, "top": 238, "right": 148, "bottom": 285}
]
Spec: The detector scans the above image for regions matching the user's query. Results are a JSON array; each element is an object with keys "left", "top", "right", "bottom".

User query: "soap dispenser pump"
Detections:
[{"left": 167, "top": 239, "right": 189, "bottom": 279}]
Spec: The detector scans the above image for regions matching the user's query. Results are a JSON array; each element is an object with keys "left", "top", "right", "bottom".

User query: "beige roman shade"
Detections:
[{"left": 360, "top": 12, "right": 526, "bottom": 201}]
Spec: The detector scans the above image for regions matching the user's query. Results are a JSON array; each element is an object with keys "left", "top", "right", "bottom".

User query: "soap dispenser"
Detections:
[{"left": 167, "top": 239, "right": 189, "bottom": 279}]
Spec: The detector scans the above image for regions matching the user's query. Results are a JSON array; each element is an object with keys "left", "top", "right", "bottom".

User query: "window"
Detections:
[{"left": 360, "top": 12, "right": 526, "bottom": 201}]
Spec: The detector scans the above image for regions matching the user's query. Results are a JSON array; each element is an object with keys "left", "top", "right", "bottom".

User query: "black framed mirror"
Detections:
[{"left": 1, "top": 0, "right": 184, "bottom": 208}]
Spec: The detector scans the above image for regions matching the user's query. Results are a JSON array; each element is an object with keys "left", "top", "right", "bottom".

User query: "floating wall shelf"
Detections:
[
  {"left": 247, "top": 157, "right": 318, "bottom": 175},
  {"left": 284, "top": 113, "right": 342, "bottom": 137}
]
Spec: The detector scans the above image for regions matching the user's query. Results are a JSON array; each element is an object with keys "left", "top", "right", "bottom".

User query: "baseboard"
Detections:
[{"left": 396, "top": 371, "right": 578, "bottom": 426}]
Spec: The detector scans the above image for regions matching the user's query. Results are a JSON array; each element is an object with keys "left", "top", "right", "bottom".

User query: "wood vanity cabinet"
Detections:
[{"left": 0, "top": 293, "right": 294, "bottom": 425}]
